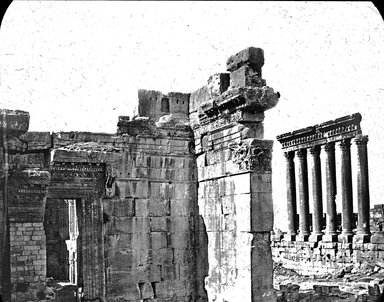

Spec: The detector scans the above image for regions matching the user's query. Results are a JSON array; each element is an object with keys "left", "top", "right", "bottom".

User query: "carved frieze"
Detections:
[
  {"left": 230, "top": 139, "right": 273, "bottom": 172},
  {"left": 277, "top": 113, "right": 362, "bottom": 151}
]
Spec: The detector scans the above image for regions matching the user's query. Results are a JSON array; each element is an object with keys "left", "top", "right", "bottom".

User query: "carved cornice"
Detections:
[
  {"left": 200, "top": 86, "right": 279, "bottom": 122},
  {"left": 277, "top": 113, "right": 362, "bottom": 151},
  {"left": 230, "top": 139, "right": 273, "bottom": 172}
]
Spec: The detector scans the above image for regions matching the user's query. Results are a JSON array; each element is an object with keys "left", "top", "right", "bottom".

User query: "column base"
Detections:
[
  {"left": 353, "top": 234, "right": 371, "bottom": 244},
  {"left": 283, "top": 234, "right": 296, "bottom": 242},
  {"left": 309, "top": 234, "right": 323, "bottom": 242},
  {"left": 296, "top": 234, "right": 310, "bottom": 242},
  {"left": 322, "top": 234, "right": 339, "bottom": 242},
  {"left": 338, "top": 233, "right": 354, "bottom": 243}
]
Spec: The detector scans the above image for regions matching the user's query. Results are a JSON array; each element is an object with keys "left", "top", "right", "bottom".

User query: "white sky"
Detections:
[{"left": 1, "top": 1, "right": 383, "bottom": 230}]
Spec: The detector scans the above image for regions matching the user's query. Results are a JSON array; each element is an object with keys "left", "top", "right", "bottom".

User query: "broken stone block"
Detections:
[
  {"left": 229, "top": 65, "right": 264, "bottom": 89},
  {"left": 226, "top": 47, "right": 264, "bottom": 75}
]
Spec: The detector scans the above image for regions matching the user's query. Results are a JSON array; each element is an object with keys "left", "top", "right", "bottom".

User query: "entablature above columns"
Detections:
[{"left": 277, "top": 113, "right": 362, "bottom": 151}]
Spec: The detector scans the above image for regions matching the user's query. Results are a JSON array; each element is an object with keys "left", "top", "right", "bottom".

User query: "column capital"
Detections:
[
  {"left": 284, "top": 151, "right": 295, "bottom": 160},
  {"left": 309, "top": 145, "right": 321, "bottom": 156},
  {"left": 355, "top": 134, "right": 369, "bottom": 145},
  {"left": 296, "top": 148, "right": 307, "bottom": 158},
  {"left": 323, "top": 142, "right": 335, "bottom": 152},
  {"left": 339, "top": 138, "right": 351, "bottom": 149}
]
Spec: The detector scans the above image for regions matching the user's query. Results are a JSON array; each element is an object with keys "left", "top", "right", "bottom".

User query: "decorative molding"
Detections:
[
  {"left": 277, "top": 113, "right": 362, "bottom": 151},
  {"left": 231, "top": 139, "right": 273, "bottom": 172}
]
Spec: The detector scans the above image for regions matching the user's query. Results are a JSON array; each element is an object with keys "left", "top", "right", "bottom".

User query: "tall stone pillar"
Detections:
[
  {"left": 323, "top": 143, "right": 338, "bottom": 242},
  {"left": 296, "top": 149, "right": 310, "bottom": 240},
  {"left": 309, "top": 146, "right": 323, "bottom": 241},
  {"left": 354, "top": 135, "right": 371, "bottom": 242},
  {"left": 284, "top": 151, "right": 297, "bottom": 241},
  {"left": 189, "top": 47, "right": 279, "bottom": 302},
  {"left": 339, "top": 138, "right": 354, "bottom": 242}
]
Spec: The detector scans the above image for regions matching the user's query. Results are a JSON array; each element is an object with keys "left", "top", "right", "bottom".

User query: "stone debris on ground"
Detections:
[{"left": 274, "top": 261, "right": 384, "bottom": 301}]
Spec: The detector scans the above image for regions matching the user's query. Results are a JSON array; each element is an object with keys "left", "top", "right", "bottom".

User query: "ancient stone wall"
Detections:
[
  {"left": 272, "top": 233, "right": 384, "bottom": 276},
  {"left": 189, "top": 47, "right": 280, "bottom": 302},
  {"left": 1, "top": 47, "right": 280, "bottom": 302}
]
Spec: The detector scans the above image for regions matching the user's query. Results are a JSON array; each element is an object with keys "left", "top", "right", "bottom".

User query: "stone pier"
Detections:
[{"left": 190, "top": 47, "right": 280, "bottom": 302}]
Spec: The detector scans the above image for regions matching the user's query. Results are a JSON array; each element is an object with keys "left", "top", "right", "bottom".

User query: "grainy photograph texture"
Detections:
[{"left": 0, "top": 1, "right": 384, "bottom": 302}]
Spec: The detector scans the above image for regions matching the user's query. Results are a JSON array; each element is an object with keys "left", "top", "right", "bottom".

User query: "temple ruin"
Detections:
[{"left": 0, "top": 47, "right": 281, "bottom": 302}]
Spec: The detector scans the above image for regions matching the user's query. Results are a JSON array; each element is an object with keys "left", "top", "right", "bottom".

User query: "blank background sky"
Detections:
[{"left": 1, "top": 1, "right": 383, "bottom": 230}]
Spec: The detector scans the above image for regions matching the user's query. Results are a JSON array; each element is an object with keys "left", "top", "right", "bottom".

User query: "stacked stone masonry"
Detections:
[{"left": 0, "top": 47, "right": 280, "bottom": 302}]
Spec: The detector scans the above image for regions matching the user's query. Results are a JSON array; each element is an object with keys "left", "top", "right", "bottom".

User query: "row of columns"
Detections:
[{"left": 284, "top": 135, "right": 370, "bottom": 242}]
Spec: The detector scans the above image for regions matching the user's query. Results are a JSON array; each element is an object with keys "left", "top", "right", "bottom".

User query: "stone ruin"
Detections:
[
  {"left": 272, "top": 114, "right": 384, "bottom": 301},
  {"left": 0, "top": 47, "right": 280, "bottom": 302}
]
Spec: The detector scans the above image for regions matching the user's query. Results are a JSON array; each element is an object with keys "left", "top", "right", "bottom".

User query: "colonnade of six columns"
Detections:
[{"left": 283, "top": 135, "right": 370, "bottom": 242}]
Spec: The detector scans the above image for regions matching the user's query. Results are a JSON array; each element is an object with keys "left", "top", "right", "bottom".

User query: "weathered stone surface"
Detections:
[
  {"left": 230, "top": 65, "right": 265, "bottom": 89},
  {"left": 226, "top": 47, "right": 264, "bottom": 73},
  {"left": 0, "top": 109, "right": 29, "bottom": 136},
  {"left": 19, "top": 132, "right": 51, "bottom": 151}
]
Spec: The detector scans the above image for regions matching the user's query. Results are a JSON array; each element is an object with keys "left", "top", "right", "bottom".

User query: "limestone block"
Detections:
[
  {"left": 218, "top": 173, "right": 251, "bottom": 196},
  {"left": 109, "top": 251, "right": 133, "bottom": 271},
  {"left": 134, "top": 198, "right": 149, "bottom": 217},
  {"left": 114, "top": 217, "right": 150, "bottom": 234},
  {"left": 250, "top": 172, "right": 272, "bottom": 193},
  {"left": 131, "top": 233, "right": 151, "bottom": 250},
  {"left": 170, "top": 198, "right": 196, "bottom": 216},
  {"left": 152, "top": 248, "right": 174, "bottom": 265},
  {"left": 148, "top": 198, "right": 170, "bottom": 217},
  {"left": 230, "top": 65, "right": 264, "bottom": 90},
  {"left": 113, "top": 198, "right": 135, "bottom": 217},
  {"left": 150, "top": 217, "right": 169, "bottom": 232},
  {"left": 150, "top": 232, "right": 168, "bottom": 250},
  {"left": 226, "top": 47, "right": 264, "bottom": 73},
  {"left": 124, "top": 180, "right": 149, "bottom": 198}
]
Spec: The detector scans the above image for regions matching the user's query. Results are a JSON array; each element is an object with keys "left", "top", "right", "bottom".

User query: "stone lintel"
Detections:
[{"left": 277, "top": 112, "right": 362, "bottom": 150}]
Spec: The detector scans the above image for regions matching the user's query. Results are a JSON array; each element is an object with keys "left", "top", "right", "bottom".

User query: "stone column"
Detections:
[
  {"left": 284, "top": 151, "right": 297, "bottom": 241},
  {"left": 309, "top": 146, "right": 323, "bottom": 241},
  {"left": 339, "top": 138, "right": 354, "bottom": 242},
  {"left": 296, "top": 148, "right": 310, "bottom": 241},
  {"left": 354, "top": 135, "right": 371, "bottom": 242},
  {"left": 323, "top": 143, "right": 338, "bottom": 242}
]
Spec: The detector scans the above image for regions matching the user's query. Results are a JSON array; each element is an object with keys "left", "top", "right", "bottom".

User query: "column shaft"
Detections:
[
  {"left": 324, "top": 143, "right": 338, "bottom": 237},
  {"left": 284, "top": 151, "right": 297, "bottom": 236},
  {"left": 355, "top": 135, "right": 370, "bottom": 236},
  {"left": 340, "top": 138, "right": 354, "bottom": 237},
  {"left": 309, "top": 146, "right": 323, "bottom": 237},
  {"left": 297, "top": 149, "right": 310, "bottom": 238}
]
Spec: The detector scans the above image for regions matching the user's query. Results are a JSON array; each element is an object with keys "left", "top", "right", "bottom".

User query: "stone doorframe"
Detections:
[{"left": 48, "top": 163, "right": 106, "bottom": 301}]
